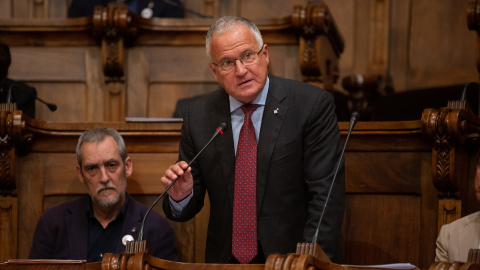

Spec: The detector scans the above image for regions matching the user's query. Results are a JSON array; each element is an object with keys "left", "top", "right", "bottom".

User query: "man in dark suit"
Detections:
[
  {"left": 160, "top": 16, "right": 345, "bottom": 264},
  {"left": 68, "top": 0, "right": 184, "bottom": 18},
  {"left": 29, "top": 127, "right": 178, "bottom": 262},
  {"left": 0, "top": 41, "right": 36, "bottom": 118}
]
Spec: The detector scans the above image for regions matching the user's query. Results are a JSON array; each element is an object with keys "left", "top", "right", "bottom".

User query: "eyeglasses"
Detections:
[{"left": 212, "top": 45, "right": 264, "bottom": 73}]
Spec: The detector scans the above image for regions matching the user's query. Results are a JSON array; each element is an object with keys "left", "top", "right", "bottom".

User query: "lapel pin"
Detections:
[
  {"left": 131, "top": 227, "right": 136, "bottom": 233},
  {"left": 274, "top": 108, "right": 279, "bottom": 114},
  {"left": 122, "top": 234, "right": 134, "bottom": 245}
]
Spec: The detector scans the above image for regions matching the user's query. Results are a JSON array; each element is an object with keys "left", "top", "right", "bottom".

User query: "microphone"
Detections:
[
  {"left": 8, "top": 83, "right": 57, "bottom": 112},
  {"left": 137, "top": 122, "right": 228, "bottom": 241},
  {"left": 36, "top": 97, "right": 57, "bottom": 112},
  {"left": 311, "top": 111, "right": 359, "bottom": 244},
  {"left": 460, "top": 82, "right": 479, "bottom": 101}
]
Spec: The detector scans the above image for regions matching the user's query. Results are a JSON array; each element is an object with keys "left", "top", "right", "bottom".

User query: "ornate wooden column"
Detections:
[
  {"left": 291, "top": 1, "right": 344, "bottom": 92},
  {"left": 0, "top": 106, "right": 32, "bottom": 262},
  {"left": 421, "top": 101, "right": 480, "bottom": 232},
  {"left": 92, "top": 4, "right": 136, "bottom": 121}
]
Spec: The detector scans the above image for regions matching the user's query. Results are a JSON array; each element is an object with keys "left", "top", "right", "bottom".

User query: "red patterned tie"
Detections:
[{"left": 232, "top": 104, "right": 259, "bottom": 264}]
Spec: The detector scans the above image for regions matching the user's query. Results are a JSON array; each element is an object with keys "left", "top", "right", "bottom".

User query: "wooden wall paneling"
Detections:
[
  {"left": 419, "top": 154, "right": 439, "bottom": 269},
  {"left": 339, "top": 120, "right": 435, "bottom": 268},
  {"left": 343, "top": 151, "right": 435, "bottom": 267},
  {"left": 33, "top": 83, "right": 86, "bottom": 122},
  {"left": 133, "top": 45, "right": 216, "bottom": 118},
  {"left": 16, "top": 153, "right": 45, "bottom": 259},
  {"left": 0, "top": 196, "right": 17, "bottom": 263},
  {"left": 9, "top": 46, "right": 98, "bottom": 122},
  {"left": 47, "top": 0, "right": 70, "bottom": 18},
  {"left": 43, "top": 154, "right": 81, "bottom": 196},
  {"left": 105, "top": 82, "right": 126, "bottom": 122},
  {"left": 200, "top": 0, "right": 218, "bottom": 18},
  {"left": 0, "top": 0, "right": 12, "bottom": 18},
  {"left": 126, "top": 47, "right": 149, "bottom": 118},
  {"left": 146, "top": 46, "right": 211, "bottom": 82},
  {"left": 148, "top": 83, "right": 218, "bottom": 118},
  {"left": 9, "top": 47, "right": 86, "bottom": 82},
  {"left": 367, "top": 0, "right": 390, "bottom": 77},
  {"left": 323, "top": 0, "right": 366, "bottom": 85},
  {"left": 345, "top": 152, "right": 422, "bottom": 194},
  {"left": 267, "top": 45, "right": 303, "bottom": 81},
  {"left": 32, "top": 0, "right": 47, "bottom": 18},
  {"left": 409, "top": 0, "right": 478, "bottom": 89},
  {"left": 11, "top": 0, "right": 29, "bottom": 18},
  {"left": 86, "top": 47, "right": 108, "bottom": 122},
  {"left": 388, "top": 0, "right": 412, "bottom": 92},
  {"left": 343, "top": 194, "right": 421, "bottom": 266},
  {"left": 238, "top": 0, "right": 306, "bottom": 21}
]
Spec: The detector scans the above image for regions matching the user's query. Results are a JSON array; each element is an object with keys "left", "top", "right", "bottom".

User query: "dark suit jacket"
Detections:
[
  {"left": 68, "top": 0, "right": 184, "bottom": 18},
  {"left": 0, "top": 78, "right": 36, "bottom": 118},
  {"left": 163, "top": 74, "right": 345, "bottom": 263},
  {"left": 29, "top": 193, "right": 178, "bottom": 261}
]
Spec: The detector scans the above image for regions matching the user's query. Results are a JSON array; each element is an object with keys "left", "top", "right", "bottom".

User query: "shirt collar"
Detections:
[{"left": 229, "top": 76, "right": 269, "bottom": 113}]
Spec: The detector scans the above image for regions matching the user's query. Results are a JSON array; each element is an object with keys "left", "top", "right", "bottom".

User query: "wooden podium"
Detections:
[
  {"left": 0, "top": 243, "right": 373, "bottom": 270},
  {"left": 3, "top": 243, "right": 479, "bottom": 270}
]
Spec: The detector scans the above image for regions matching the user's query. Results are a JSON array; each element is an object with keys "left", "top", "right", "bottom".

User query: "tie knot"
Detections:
[{"left": 241, "top": 104, "right": 258, "bottom": 117}]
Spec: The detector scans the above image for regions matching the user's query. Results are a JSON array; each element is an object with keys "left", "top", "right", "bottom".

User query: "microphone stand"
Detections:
[
  {"left": 126, "top": 123, "right": 227, "bottom": 254},
  {"left": 296, "top": 112, "right": 360, "bottom": 262},
  {"left": 8, "top": 83, "right": 57, "bottom": 112}
]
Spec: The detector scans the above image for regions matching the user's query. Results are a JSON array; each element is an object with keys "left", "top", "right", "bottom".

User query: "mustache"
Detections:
[{"left": 96, "top": 183, "right": 117, "bottom": 194}]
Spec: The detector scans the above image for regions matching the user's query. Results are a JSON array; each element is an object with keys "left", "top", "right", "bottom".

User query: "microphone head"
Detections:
[
  {"left": 218, "top": 122, "right": 228, "bottom": 132},
  {"left": 350, "top": 111, "right": 360, "bottom": 122},
  {"left": 48, "top": 104, "right": 57, "bottom": 112}
]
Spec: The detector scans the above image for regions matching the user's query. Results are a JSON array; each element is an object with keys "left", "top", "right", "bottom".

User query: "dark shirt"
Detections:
[
  {"left": 68, "top": 0, "right": 184, "bottom": 18},
  {"left": 87, "top": 196, "right": 128, "bottom": 262}
]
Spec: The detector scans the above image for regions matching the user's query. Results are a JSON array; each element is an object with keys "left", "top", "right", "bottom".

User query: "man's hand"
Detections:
[{"left": 160, "top": 161, "right": 194, "bottom": 202}]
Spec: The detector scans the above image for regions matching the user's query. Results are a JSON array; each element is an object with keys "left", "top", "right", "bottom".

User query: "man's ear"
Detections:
[
  {"left": 76, "top": 165, "right": 85, "bottom": 184},
  {"left": 262, "top": 44, "right": 269, "bottom": 65},
  {"left": 124, "top": 157, "right": 133, "bottom": 178}
]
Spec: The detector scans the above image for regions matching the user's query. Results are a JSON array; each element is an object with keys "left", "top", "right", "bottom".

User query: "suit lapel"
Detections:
[
  {"left": 66, "top": 198, "right": 89, "bottom": 259},
  {"left": 256, "top": 75, "right": 287, "bottom": 211},
  {"left": 208, "top": 91, "right": 236, "bottom": 205}
]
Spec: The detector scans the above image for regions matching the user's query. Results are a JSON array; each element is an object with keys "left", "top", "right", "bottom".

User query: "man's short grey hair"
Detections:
[
  {"left": 205, "top": 16, "right": 264, "bottom": 61},
  {"left": 76, "top": 127, "right": 127, "bottom": 167}
]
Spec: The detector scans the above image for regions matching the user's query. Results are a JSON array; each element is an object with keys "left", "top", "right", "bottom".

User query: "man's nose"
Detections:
[
  {"left": 98, "top": 167, "right": 110, "bottom": 183},
  {"left": 234, "top": 59, "right": 248, "bottom": 74}
]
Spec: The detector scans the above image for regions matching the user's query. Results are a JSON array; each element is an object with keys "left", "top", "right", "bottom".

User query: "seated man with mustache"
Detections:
[{"left": 29, "top": 127, "right": 178, "bottom": 262}]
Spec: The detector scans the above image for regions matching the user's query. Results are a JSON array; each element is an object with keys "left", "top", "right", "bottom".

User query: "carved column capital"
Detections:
[
  {"left": 92, "top": 4, "right": 137, "bottom": 80},
  {"left": 291, "top": 2, "right": 344, "bottom": 91},
  {"left": 422, "top": 107, "right": 480, "bottom": 198}
]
